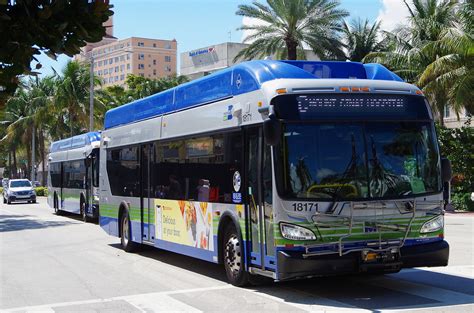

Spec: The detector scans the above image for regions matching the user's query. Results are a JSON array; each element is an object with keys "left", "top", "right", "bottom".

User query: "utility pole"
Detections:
[
  {"left": 89, "top": 55, "right": 94, "bottom": 132},
  {"left": 31, "top": 126, "right": 35, "bottom": 182}
]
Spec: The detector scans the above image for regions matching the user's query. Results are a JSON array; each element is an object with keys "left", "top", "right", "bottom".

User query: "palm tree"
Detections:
[
  {"left": 417, "top": 1, "right": 474, "bottom": 116},
  {"left": 341, "top": 18, "right": 386, "bottom": 62},
  {"left": 364, "top": 0, "right": 460, "bottom": 121},
  {"left": 234, "top": 0, "right": 348, "bottom": 61},
  {"left": 1, "top": 87, "right": 35, "bottom": 178},
  {"left": 29, "top": 76, "right": 56, "bottom": 185},
  {"left": 55, "top": 61, "right": 102, "bottom": 137}
]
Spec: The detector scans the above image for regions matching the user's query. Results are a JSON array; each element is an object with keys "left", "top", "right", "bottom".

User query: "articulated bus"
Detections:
[
  {"left": 99, "top": 60, "right": 451, "bottom": 286},
  {"left": 48, "top": 132, "right": 101, "bottom": 222}
]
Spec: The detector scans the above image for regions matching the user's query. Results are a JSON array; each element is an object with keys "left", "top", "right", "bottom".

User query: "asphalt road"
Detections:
[{"left": 0, "top": 198, "right": 473, "bottom": 313}]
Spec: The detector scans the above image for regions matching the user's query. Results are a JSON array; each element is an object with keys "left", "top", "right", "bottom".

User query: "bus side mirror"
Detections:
[
  {"left": 441, "top": 157, "right": 452, "bottom": 183},
  {"left": 263, "top": 115, "right": 281, "bottom": 146}
]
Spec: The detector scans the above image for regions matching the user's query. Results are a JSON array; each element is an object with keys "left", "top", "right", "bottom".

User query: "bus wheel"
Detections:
[
  {"left": 223, "top": 225, "right": 249, "bottom": 287},
  {"left": 80, "top": 198, "right": 90, "bottom": 223},
  {"left": 120, "top": 209, "right": 138, "bottom": 252},
  {"left": 54, "top": 194, "right": 61, "bottom": 215}
]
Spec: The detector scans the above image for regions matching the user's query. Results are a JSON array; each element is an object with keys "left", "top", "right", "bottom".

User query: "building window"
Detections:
[
  {"left": 138, "top": 64, "right": 144, "bottom": 69},
  {"left": 109, "top": 58, "right": 113, "bottom": 64},
  {"left": 138, "top": 42, "right": 144, "bottom": 47},
  {"left": 120, "top": 64, "right": 125, "bottom": 72},
  {"left": 115, "top": 66, "right": 119, "bottom": 73},
  {"left": 114, "top": 57, "right": 119, "bottom": 63},
  {"left": 120, "top": 55, "right": 125, "bottom": 61},
  {"left": 165, "top": 43, "right": 172, "bottom": 49},
  {"left": 153, "top": 59, "right": 156, "bottom": 65},
  {"left": 120, "top": 74, "right": 125, "bottom": 80},
  {"left": 138, "top": 53, "right": 145, "bottom": 60},
  {"left": 444, "top": 106, "right": 451, "bottom": 118},
  {"left": 165, "top": 65, "right": 171, "bottom": 72},
  {"left": 153, "top": 43, "right": 157, "bottom": 47},
  {"left": 139, "top": 73, "right": 144, "bottom": 77},
  {"left": 98, "top": 60, "right": 103, "bottom": 66},
  {"left": 98, "top": 70, "right": 102, "bottom": 76},
  {"left": 115, "top": 76, "right": 119, "bottom": 82},
  {"left": 103, "top": 68, "right": 108, "bottom": 75},
  {"left": 127, "top": 63, "right": 131, "bottom": 70},
  {"left": 109, "top": 77, "right": 113, "bottom": 83},
  {"left": 153, "top": 69, "right": 156, "bottom": 75},
  {"left": 127, "top": 54, "right": 130, "bottom": 60}
]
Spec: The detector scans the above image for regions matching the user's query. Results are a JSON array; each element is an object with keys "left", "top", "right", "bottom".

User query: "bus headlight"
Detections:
[
  {"left": 280, "top": 223, "right": 316, "bottom": 241},
  {"left": 420, "top": 215, "right": 444, "bottom": 234}
]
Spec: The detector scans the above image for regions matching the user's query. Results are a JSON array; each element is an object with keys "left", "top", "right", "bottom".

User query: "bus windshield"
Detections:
[{"left": 277, "top": 122, "right": 441, "bottom": 200}]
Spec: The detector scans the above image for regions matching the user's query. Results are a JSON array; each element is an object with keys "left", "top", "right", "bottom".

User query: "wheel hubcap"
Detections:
[
  {"left": 225, "top": 235, "right": 241, "bottom": 275},
  {"left": 81, "top": 203, "right": 86, "bottom": 219},
  {"left": 122, "top": 216, "right": 129, "bottom": 245}
]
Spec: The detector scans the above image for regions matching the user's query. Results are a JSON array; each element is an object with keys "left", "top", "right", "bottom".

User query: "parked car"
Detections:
[
  {"left": 33, "top": 181, "right": 41, "bottom": 187},
  {"left": 3, "top": 179, "right": 36, "bottom": 204}
]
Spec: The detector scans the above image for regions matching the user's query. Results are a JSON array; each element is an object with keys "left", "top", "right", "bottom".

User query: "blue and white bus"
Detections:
[
  {"left": 48, "top": 132, "right": 101, "bottom": 222},
  {"left": 99, "top": 60, "right": 451, "bottom": 286}
]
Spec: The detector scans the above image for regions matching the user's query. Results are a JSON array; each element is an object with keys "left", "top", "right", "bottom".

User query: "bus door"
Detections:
[
  {"left": 85, "top": 156, "right": 92, "bottom": 215},
  {"left": 246, "top": 127, "right": 276, "bottom": 271},
  {"left": 141, "top": 144, "right": 154, "bottom": 243}
]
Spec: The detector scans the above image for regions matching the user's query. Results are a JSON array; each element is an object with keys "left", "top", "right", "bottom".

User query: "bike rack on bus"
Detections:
[{"left": 304, "top": 200, "right": 443, "bottom": 258}]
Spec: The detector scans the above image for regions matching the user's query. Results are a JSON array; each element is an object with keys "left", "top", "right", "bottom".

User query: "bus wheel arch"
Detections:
[{"left": 217, "top": 212, "right": 249, "bottom": 286}]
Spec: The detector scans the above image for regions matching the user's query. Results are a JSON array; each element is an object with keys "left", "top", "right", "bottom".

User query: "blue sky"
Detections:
[{"left": 35, "top": 0, "right": 406, "bottom": 76}]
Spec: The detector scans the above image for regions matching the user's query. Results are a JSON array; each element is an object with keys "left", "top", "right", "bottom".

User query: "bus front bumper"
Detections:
[{"left": 276, "top": 240, "right": 449, "bottom": 281}]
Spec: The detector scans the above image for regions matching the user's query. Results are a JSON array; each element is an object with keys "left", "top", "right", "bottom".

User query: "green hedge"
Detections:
[
  {"left": 34, "top": 187, "right": 48, "bottom": 197},
  {"left": 0, "top": 187, "right": 2, "bottom": 194}
]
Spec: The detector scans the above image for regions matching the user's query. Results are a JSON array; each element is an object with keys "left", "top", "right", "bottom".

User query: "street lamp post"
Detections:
[{"left": 89, "top": 55, "right": 94, "bottom": 132}]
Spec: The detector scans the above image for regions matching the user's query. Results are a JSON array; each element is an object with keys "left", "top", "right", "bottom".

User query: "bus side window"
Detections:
[{"left": 150, "top": 132, "right": 242, "bottom": 203}]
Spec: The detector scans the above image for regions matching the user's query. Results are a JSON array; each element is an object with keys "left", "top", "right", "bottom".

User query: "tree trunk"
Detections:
[
  {"left": 286, "top": 39, "right": 298, "bottom": 60},
  {"left": 12, "top": 146, "right": 17, "bottom": 178},
  {"left": 8, "top": 150, "right": 11, "bottom": 178},
  {"left": 39, "top": 129, "right": 46, "bottom": 186}
]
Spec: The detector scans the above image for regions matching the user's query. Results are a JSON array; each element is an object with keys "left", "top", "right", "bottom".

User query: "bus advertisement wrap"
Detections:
[{"left": 155, "top": 199, "right": 214, "bottom": 251}]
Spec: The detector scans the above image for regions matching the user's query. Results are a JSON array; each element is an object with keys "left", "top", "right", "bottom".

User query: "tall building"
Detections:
[
  {"left": 75, "top": 20, "right": 177, "bottom": 87},
  {"left": 180, "top": 42, "right": 319, "bottom": 80}
]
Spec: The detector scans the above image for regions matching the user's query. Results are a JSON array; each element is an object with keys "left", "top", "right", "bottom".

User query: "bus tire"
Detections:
[
  {"left": 223, "top": 224, "right": 249, "bottom": 287},
  {"left": 80, "top": 196, "right": 90, "bottom": 223},
  {"left": 54, "top": 193, "right": 62, "bottom": 215},
  {"left": 120, "top": 208, "right": 138, "bottom": 253}
]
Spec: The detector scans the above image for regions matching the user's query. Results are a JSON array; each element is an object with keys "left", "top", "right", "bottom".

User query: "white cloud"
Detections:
[
  {"left": 240, "top": 16, "right": 269, "bottom": 43},
  {"left": 377, "top": 0, "right": 411, "bottom": 31}
]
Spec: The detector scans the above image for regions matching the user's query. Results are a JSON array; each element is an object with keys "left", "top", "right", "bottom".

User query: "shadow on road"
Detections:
[
  {"left": 109, "top": 243, "right": 228, "bottom": 281},
  {"left": 109, "top": 243, "right": 474, "bottom": 311},
  {"left": 0, "top": 214, "right": 79, "bottom": 233}
]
